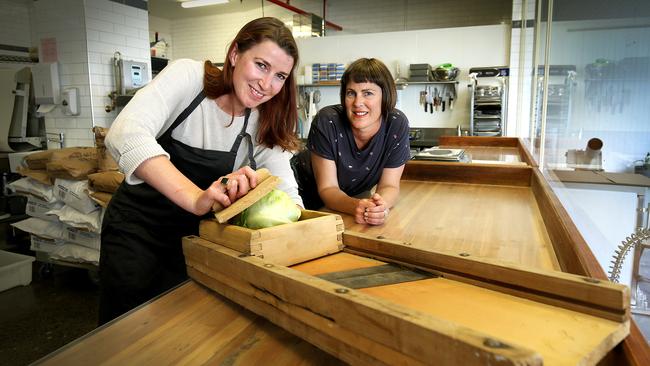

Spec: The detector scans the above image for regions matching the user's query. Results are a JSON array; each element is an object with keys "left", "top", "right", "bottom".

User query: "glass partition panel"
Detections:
[
  {"left": 543, "top": 0, "right": 650, "bottom": 173},
  {"left": 533, "top": 0, "right": 650, "bottom": 311},
  {"left": 528, "top": 0, "right": 549, "bottom": 163}
]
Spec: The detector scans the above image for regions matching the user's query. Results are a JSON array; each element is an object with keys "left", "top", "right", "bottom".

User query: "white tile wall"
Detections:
[
  {"left": 3, "top": 0, "right": 151, "bottom": 147},
  {"left": 85, "top": 0, "right": 150, "bottom": 129},
  {"left": 170, "top": 5, "right": 300, "bottom": 62}
]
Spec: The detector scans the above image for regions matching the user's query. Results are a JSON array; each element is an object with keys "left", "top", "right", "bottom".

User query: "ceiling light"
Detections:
[{"left": 180, "top": 0, "right": 229, "bottom": 8}]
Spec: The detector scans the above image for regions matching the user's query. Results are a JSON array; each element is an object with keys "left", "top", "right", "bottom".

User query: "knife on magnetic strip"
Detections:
[{"left": 211, "top": 168, "right": 280, "bottom": 224}]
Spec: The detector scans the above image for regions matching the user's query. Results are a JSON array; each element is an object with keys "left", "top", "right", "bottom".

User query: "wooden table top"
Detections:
[
  {"left": 37, "top": 281, "right": 341, "bottom": 366},
  {"left": 339, "top": 180, "right": 560, "bottom": 271},
  {"left": 413, "top": 146, "right": 528, "bottom": 166},
  {"left": 292, "top": 252, "right": 626, "bottom": 366},
  {"left": 36, "top": 149, "right": 621, "bottom": 365},
  {"left": 440, "top": 145, "right": 526, "bottom": 165}
]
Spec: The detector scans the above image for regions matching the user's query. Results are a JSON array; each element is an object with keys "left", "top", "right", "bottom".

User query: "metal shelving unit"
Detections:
[{"left": 468, "top": 67, "right": 508, "bottom": 137}]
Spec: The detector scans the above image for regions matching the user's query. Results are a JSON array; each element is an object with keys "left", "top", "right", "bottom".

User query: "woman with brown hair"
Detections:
[
  {"left": 99, "top": 17, "right": 301, "bottom": 324},
  {"left": 292, "top": 58, "right": 410, "bottom": 225}
]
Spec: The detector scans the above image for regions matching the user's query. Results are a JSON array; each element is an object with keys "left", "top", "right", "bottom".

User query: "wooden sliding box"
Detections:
[
  {"left": 199, "top": 210, "right": 344, "bottom": 266},
  {"left": 183, "top": 233, "right": 630, "bottom": 366}
]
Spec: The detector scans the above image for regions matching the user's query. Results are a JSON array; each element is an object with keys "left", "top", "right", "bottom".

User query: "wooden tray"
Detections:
[
  {"left": 200, "top": 210, "right": 344, "bottom": 266},
  {"left": 183, "top": 233, "right": 630, "bottom": 366}
]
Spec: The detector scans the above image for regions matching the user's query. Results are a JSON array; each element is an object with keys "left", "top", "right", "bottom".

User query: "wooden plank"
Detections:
[
  {"left": 292, "top": 251, "right": 386, "bottom": 275},
  {"left": 294, "top": 253, "right": 629, "bottom": 366},
  {"left": 435, "top": 146, "right": 524, "bottom": 165},
  {"left": 338, "top": 180, "right": 560, "bottom": 272},
  {"left": 528, "top": 169, "right": 650, "bottom": 365},
  {"left": 38, "top": 282, "right": 340, "bottom": 366},
  {"left": 214, "top": 173, "right": 280, "bottom": 224},
  {"left": 342, "top": 231, "right": 629, "bottom": 322},
  {"left": 551, "top": 170, "right": 612, "bottom": 184},
  {"left": 200, "top": 211, "right": 344, "bottom": 266},
  {"left": 199, "top": 222, "right": 257, "bottom": 253},
  {"left": 599, "top": 172, "right": 650, "bottom": 187},
  {"left": 517, "top": 138, "right": 537, "bottom": 167},
  {"left": 211, "top": 168, "right": 272, "bottom": 213},
  {"left": 183, "top": 236, "right": 542, "bottom": 366},
  {"left": 620, "top": 321, "right": 650, "bottom": 366},
  {"left": 403, "top": 160, "right": 532, "bottom": 186},
  {"left": 437, "top": 136, "right": 535, "bottom": 166},
  {"left": 530, "top": 168, "right": 600, "bottom": 276},
  {"left": 359, "top": 277, "right": 628, "bottom": 366},
  {"left": 188, "top": 267, "right": 422, "bottom": 366},
  {"left": 438, "top": 136, "right": 520, "bottom": 147}
]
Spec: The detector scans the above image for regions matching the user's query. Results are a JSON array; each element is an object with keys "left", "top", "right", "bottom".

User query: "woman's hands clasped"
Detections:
[
  {"left": 192, "top": 166, "right": 258, "bottom": 215},
  {"left": 354, "top": 193, "right": 389, "bottom": 226}
]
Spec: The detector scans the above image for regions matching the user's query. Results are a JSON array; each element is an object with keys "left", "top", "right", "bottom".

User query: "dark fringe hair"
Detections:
[
  {"left": 339, "top": 58, "right": 397, "bottom": 117},
  {"left": 203, "top": 17, "right": 299, "bottom": 151}
]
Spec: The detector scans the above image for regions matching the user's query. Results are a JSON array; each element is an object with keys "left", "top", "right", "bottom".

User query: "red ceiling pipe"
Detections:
[{"left": 265, "top": 0, "right": 343, "bottom": 31}]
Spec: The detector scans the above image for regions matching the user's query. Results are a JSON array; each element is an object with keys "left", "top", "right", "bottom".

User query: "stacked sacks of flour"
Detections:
[
  {"left": 8, "top": 129, "right": 123, "bottom": 266},
  {"left": 87, "top": 127, "right": 123, "bottom": 207}
]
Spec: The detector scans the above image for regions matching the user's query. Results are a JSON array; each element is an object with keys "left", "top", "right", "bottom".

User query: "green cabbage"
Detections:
[{"left": 236, "top": 189, "right": 301, "bottom": 229}]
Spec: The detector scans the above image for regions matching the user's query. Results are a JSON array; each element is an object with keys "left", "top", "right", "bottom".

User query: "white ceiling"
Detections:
[{"left": 147, "top": 0, "right": 279, "bottom": 20}]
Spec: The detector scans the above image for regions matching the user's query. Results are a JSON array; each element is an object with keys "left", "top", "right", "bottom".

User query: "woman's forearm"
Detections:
[
  {"left": 134, "top": 156, "right": 204, "bottom": 214},
  {"left": 375, "top": 185, "right": 400, "bottom": 209},
  {"left": 319, "top": 186, "right": 360, "bottom": 216}
]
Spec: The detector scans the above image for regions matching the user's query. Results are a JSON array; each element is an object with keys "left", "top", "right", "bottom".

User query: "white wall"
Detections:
[
  {"left": 149, "top": 15, "right": 173, "bottom": 60},
  {"left": 156, "top": 1, "right": 510, "bottom": 130},
  {"left": 297, "top": 25, "right": 510, "bottom": 129},
  {"left": 84, "top": 0, "right": 150, "bottom": 130},
  {"left": 0, "top": 0, "right": 32, "bottom": 49},
  {"left": 169, "top": 6, "right": 303, "bottom": 63},
  {"left": 507, "top": 0, "right": 536, "bottom": 137},
  {"left": 1, "top": 0, "right": 149, "bottom": 147},
  {"left": 32, "top": 0, "right": 92, "bottom": 148}
]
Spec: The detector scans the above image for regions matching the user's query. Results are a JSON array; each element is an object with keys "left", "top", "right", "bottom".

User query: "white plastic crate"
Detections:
[{"left": 0, "top": 250, "right": 35, "bottom": 292}]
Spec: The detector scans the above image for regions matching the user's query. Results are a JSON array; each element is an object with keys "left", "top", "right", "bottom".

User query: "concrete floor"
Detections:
[
  {"left": 0, "top": 225, "right": 99, "bottom": 366},
  {"left": 0, "top": 255, "right": 99, "bottom": 366}
]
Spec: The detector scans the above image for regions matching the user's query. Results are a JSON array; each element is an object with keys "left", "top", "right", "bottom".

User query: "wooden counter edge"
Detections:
[{"left": 529, "top": 168, "right": 650, "bottom": 365}]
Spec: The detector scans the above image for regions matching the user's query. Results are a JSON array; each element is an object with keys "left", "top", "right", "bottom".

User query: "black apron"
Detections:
[
  {"left": 99, "top": 91, "right": 256, "bottom": 324},
  {"left": 290, "top": 149, "right": 324, "bottom": 210}
]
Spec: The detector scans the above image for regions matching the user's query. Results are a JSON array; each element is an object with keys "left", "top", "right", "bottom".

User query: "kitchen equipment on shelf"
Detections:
[
  {"left": 413, "top": 146, "right": 465, "bottom": 161},
  {"left": 409, "top": 63, "right": 433, "bottom": 82},
  {"left": 534, "top": 65, "right": 576, "bottom": 137},
  {"left": 394, "top": 62, "right": 409, "bottom": 90},
  {"left": 432, "top": 63, "right": 460, "bottom": 81},
  {"left": 468, "top": 66, "right": 509, "bottom": 137}
]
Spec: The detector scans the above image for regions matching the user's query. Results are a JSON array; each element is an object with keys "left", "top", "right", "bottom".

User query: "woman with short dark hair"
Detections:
[{"left": 293, "top": 58, "right": 410, "bottom": 225}]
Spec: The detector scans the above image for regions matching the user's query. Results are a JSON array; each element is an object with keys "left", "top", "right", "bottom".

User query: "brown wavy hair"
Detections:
[
  {"left": 339, "top": 58, "right": 397, "bottom": 117},
  {"left": 203, "top": 17, "right": 299, "bottom": 151}
]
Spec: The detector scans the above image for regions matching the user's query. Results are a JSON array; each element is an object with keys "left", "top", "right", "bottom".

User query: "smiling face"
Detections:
[
  {"left": 229, "top": 39, "right": 294, "bottom": 113},
  {"left": 344, "top": 81, "right": 383, "bottom": 135}
]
